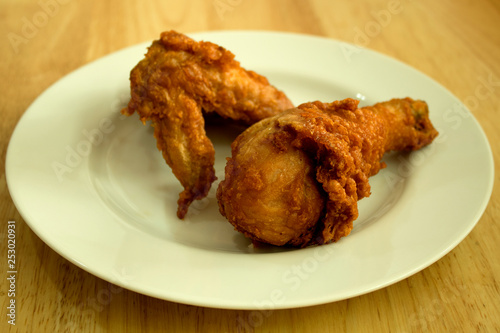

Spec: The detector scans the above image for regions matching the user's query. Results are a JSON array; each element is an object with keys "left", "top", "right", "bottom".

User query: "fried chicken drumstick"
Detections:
[
  {"left": 122, "top": 31, "right": 293, "bottom": 218},
  {"left": 217, "top": 98, "right": 438, "bottom": 247}
]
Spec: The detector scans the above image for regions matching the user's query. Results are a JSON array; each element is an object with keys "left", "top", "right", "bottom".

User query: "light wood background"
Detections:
[{"left": 1, "top": 0, "right": 499, "bottom": 332}]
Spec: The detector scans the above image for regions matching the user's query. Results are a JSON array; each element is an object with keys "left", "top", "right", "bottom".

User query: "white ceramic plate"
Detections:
[{"left": 6, "top": 31, "right": 494, "bottom": 309}]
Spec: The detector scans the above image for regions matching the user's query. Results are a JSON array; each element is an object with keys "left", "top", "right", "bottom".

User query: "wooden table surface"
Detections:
[{"left": 1, "top": 0, "right": 499, "bottom": 332}]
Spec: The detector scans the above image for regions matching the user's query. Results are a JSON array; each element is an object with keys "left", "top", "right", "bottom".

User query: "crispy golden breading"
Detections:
[
  {"left": 122, "top": 31, "right": 293, "bottom": 218},
  {"left": 217, "top": 98, "right": 438, "bottom": 247}
]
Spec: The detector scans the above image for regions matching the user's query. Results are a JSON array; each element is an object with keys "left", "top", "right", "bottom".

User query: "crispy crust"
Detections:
[
  {"left": 122, "top": 30, "right": 293, "bottom": 218},
  {"left": 217, "top": 98, "right": 438, "bottom": 247}
]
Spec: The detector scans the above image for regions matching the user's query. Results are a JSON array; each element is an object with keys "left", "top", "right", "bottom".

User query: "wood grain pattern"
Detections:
[{"left": 1, "top": 0, "right": 499, "bottom": 332}]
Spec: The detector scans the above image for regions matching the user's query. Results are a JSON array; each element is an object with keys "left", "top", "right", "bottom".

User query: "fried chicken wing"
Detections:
[
  {"left": 122, "top": 30, "right": 293, "bottom": 218},
  {"left": 216, "top": 98, "right": 438, "bottom": 247}
]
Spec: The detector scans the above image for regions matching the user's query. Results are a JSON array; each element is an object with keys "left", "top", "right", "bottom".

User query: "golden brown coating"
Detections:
[
  {"left": 122, "top": 30, "right": 293, "bottom": 219},
  {"left": 217, "top": 98, "right": 438, "bottom": 247}
]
